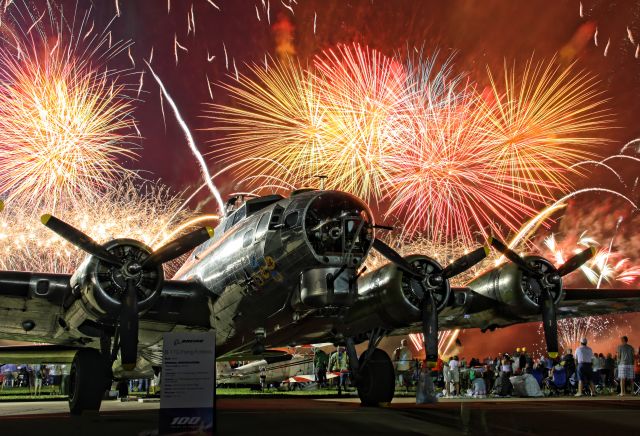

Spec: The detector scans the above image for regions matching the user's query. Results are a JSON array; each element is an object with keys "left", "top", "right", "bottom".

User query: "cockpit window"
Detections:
[
  {"left": 255, "top": 213, "right": 269, "bottom": 240},
  {"left": 304, "top": 193, "right": 372, "bottom": 257}
]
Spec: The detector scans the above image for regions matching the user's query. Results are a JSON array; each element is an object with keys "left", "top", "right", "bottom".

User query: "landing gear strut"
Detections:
[
  {"left": 68, "top": 348, "right": 112, "bottom": 415},
  {"left": 345, "top": 329, "right": 395, "bottom": 406}
]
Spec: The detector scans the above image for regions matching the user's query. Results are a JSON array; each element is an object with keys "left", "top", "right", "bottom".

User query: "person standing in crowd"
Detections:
[
  {"left": 575, "top": 338, "right": 597, "bottom": 397},
  {"left": 605, "top": 353, "right": 616, "bottom": 386},
  {"left": 442, "top": 358, "right": 451, "bottom": 397},
  {"left": 313, "top": 347, "right": 329, "bottom": 388},
  {"left": 259, "top": 366, "right": 267, "bottom": 391},
  {"left": 329, "top": 346, "right": 349, "bottom": 395},
  {"left": 518, "top": 349, "right": 527, "bottom": 372},
  {"left": 448, "top": 356, "right": 460, "bottom": 396},
  {"left": 562, "top": 349, "right": 576, "bottom": 381},
  {"left": 592, "top": 352, "right": 602, "bottom": 384},
  {"left": 616, "top": 336, "right": 635, "bottom": 397},
  {"left": 33, "top": 364, "right": 43, "bottom": 396},
  {"left": 393, "top": 339, "right": 413, "bottom": 389},
  {"left": 597, "top": 353, "right": 607, "bottom": 386}
]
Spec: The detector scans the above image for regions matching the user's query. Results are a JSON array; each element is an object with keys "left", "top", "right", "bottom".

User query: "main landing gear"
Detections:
[
  {"left": 345, "top": 329, "right": 395, "bottom": 406},
  {"left": 68, "top": 348, "right": 113, "bottom": 415}
]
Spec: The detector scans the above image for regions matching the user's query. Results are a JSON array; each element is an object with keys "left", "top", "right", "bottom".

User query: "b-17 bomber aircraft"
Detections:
[{"left": 0, "top": 191, "right": 639, "bottom": 414}]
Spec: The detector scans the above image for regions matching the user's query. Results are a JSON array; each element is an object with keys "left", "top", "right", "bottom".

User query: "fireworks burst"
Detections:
[
  {"left": 543, "top": 232, "right": 640, "bottom": 287},
  {"left": 0, "top": 179, "right": 205, "bottom": 277},
  {"left": 207, "top": 44, "right": 409, "bottom": 202},
  {"left": 311, "top": 44, "right": 407, "bottom": 201},
  {"left": 0, "top": 2, "right": 137, "bottom": 210},
  {"left": 208, "top": 47, "right": 612, "bottom": 247},
  {"left": 383, "top": 84, "right": 541, "bottom": 245},
  {"left": 476, "top": 58, "right": 612, "bottom": 201},
  {"left": 205, "top": 56, "right": 325, "bottom": 189}
]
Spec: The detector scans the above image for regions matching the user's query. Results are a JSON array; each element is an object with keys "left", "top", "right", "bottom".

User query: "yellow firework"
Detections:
[
  {"left": 0, "top": 179, "right": 214, "bottom": 278},
  {"left": 206, "top": 57, "right": 325, "bottom": 190},
  {"left": 0, "top": 4, "right": 136, "bottom": 210},
  {"left": 476, "top": 57, "right": 612, "bottom": 200},
  {"left": 206, "top": 44, "right": 408, "bottom": 202}
]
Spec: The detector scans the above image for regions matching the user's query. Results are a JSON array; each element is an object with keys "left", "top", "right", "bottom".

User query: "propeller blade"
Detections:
[
  {"left": 557, "top": 246, "right": 596, "bottom": 277},
  {"left": 142, "top": 227, "right": 214, "bottom": 268},
  {"left": 371, "top": 238, "right": 423, "bottom": 278},
  {"left": 488, "top": 237, "right": 539, "bottom": 276},
  {"left": 119, "top": 279, "right": 139, "bottom": 370},
  {"left": 540, "top": 287, "right": 559, "bottom": 359},
  {"left": 442, "top": 246, "right": 490, "bottom": 279},
  {"left": 41, "top": 214, "right": 122, "bottom": 266},
  {"left": 422, "top": 291, "right": 439, "bottom": 364}
]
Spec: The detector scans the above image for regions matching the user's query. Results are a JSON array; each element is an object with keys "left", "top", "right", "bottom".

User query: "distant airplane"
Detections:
[{"left": 0, "top": 191, "right": 638, "bottom": 414}]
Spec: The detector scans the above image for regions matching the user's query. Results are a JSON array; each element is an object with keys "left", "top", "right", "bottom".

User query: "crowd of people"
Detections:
[
  {"left": 311, "top": 336, "right": 640, "bottom": 398},
  {"left": 394, "top": 336, "right": 640, "bottom": 398},
  {"left": 0, "top": 363, "right": 67, "bottom": 395}
]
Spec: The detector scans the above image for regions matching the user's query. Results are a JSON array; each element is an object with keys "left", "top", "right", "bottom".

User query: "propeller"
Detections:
[
  {"left": 41, "top": 214, "right": 123, "bottom": 266},
  {"left": 489, "top": 238, "right": 595, "bottom": 358},
  {"left": 40, "top": 214, "right": 214, "bottom": 368},
  {"left": 120, "top": 279, "right": 139, "bottom": 370},
  {"left": 372, "top": 238, "right": 488, "bottom": 364}
]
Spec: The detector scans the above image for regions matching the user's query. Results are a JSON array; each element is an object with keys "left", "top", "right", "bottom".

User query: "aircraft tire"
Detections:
[
  {"left": 356, "top": 348, "right": 395, "bottom": 406},
  {"left": 68, "top": 348, "right": 110, "bottom": 415}
]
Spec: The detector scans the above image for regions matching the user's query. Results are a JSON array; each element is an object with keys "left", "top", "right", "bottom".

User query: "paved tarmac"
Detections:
[{"left": 1, "top": 396, "right": 639, "bottom": 435}]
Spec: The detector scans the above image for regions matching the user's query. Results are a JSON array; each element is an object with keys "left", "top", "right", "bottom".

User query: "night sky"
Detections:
[{"left": 2, "top": 0, "right": 640, "bottom": 356}]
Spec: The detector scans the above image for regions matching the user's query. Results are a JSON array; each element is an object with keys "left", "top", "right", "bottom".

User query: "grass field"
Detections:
[{"left": 0, "top": 386, "right": 418, "bottom": 401}]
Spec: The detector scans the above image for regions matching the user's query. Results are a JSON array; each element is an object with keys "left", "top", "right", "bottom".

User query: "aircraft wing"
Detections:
[
  {"left": 0, "top": 271, "right": 73, "bottom": 344},
  {"left": 382, "top": 287, "right": 640, "bottom": 336},
  {"left": 0, "top": 270, "right": 211, "bottom": 346},
  {"left": 556, "top": 288, "right": 640, "bottom": 318}
]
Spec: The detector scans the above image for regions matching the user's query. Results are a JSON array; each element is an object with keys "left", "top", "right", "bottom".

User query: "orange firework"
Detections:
[
  {"left": 476, "top": 57, "right": 612, "bottom": 201},
  {"left": 0, "top": 3, "right": 136, "bottom": 211}
]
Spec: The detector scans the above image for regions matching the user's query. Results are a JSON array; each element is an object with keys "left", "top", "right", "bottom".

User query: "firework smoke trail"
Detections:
[
  {"left": 0, "top": 2, "right": 137, "bottom": 211},
  {"left": 476, "top": 58, "right": 612, "bottom": 202},
  {"left": 145, "top": 61, "right": 226, "bottom": 216},
  {"left": 0, "top": 179, "right": 196, "bottom": 277}
]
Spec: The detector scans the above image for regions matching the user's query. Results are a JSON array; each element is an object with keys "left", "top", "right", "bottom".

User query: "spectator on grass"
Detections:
[{"left": 617, "top": 336, "right": 635, "bottom": 397}]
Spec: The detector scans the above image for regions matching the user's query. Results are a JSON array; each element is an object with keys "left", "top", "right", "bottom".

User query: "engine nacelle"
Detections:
[
  {"left": 467, "top": 255, "right": 563, "bottom": 317},
  {"left": 68, "top": 239, "right": 164, "bottom": 321},
  {"left": 342, "top": 255, "right": 450, "bottom": 334}
]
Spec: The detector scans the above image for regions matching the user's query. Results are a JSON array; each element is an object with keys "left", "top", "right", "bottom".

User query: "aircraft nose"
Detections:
[{"left": 303, "top": 192, "right": 373, "bottom": 262}]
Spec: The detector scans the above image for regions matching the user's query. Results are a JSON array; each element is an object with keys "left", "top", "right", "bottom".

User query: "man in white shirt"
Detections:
[
  {"left": 393, "top": 339, "right": 413, "bottom": 389},
  {"left": 575, "top": 338, "right": 596, "bottom": 397}
]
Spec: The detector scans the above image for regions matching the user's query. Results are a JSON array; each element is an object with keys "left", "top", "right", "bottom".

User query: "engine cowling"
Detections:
[
  {"left": 466, "top": 255, "right": 564, "bottom": 316},
  {"left": 69, "top": 238, "right": 164, "bottom": 320},
  {"left": 343, "top": 255, "right": 450, "bottom": 333}
]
